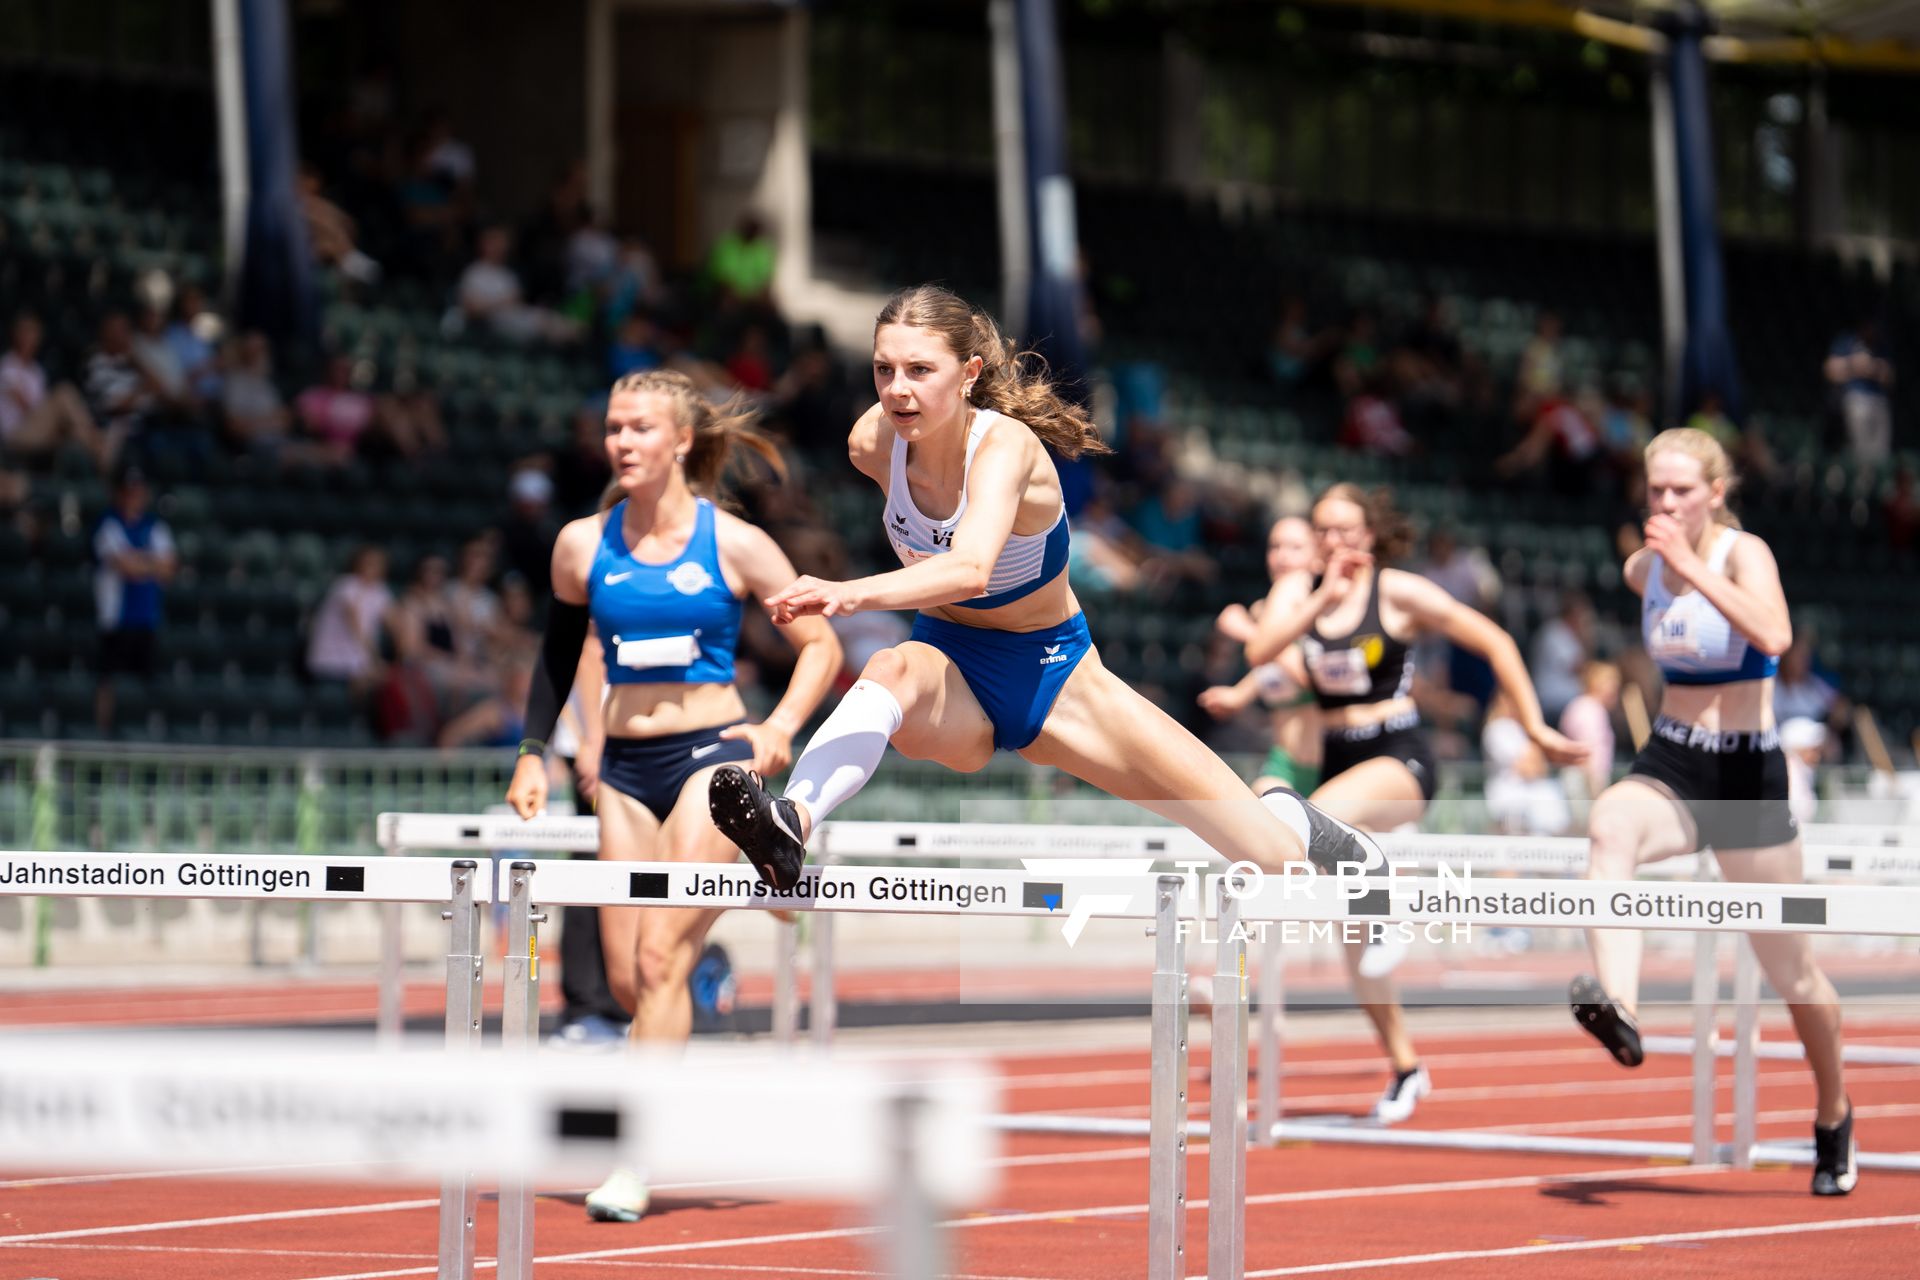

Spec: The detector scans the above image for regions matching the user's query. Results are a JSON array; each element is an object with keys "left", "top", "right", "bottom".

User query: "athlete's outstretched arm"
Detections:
[
  {"left": 1388, "top": 569, "right": 1588, "bottom": 765},
  {"left": 767, "top": 425, "right": 1032, "bottom": 620}
]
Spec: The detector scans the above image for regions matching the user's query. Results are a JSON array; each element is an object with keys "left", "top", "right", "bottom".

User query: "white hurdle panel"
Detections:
[
  {"left": 1197, "top": 868, "right": 1920, "bottom": 1280},
  {"left": 494, "top": 856, "right": 1920, "bottom": 1280},
  {"left": 0, "top": 1034, "right": 994, "bottom": 1194},
  {"left": 0, "top": 850, "right": 996, "bottom": 1280},
  {"left": 0, "top": 1031, "right": 996, "bottom": 1280},
  {"left": 382, "top": 813, "right": 1920, "bottom": 1162}
]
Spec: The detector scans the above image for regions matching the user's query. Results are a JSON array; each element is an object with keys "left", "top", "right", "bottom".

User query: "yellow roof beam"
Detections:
[{"left": 1308, "top": 0, "right": 1920, "bottom": 72}]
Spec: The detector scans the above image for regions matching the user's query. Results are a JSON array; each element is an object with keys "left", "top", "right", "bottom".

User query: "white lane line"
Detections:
[
  {"left": 1236, "top": 1212, "right": 1920, "bottom": 1276},
  {"left": 1029, "top": 1063, "right": 1920, "bottom": 1120},
  {"left": 567, "top": 1262, "right": 1044, "bottom": 1278},
  {"left": 289, "top": 1164, "right": 1723, "bottom": 1280},
  {"left": 0, "top": 1160, "right": 365, "bottom": 1190},
  {"left": 0, "top": 1197, "right": 441, "bottom": 1244},
  {"left": 0, "top": 1242, "right": 430, "bottom": 1260}
]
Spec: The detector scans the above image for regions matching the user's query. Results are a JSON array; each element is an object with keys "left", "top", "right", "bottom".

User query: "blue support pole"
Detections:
[
  {"left": 233, "top": 0, "right": 317, "bottom": 344},
  {"left": 1010, "top": 0, "right": 1095, "bottom": 513},
  {"left": 1662, "top": 3, "right": 1743, "bottom": 423}
]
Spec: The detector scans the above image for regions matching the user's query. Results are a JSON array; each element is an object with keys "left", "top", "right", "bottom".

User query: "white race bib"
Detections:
[
  {"left": 614, "top": 634, "right": 701, "bottom": 669},
  {"left": 1648, "top": 602, "right": 1705, "bottom": 662},
  {"left": 1307, "top": 646, "right": 1372, "bottom": 697}
]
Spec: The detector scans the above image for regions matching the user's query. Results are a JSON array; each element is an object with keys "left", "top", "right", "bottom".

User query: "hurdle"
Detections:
[
  {"left": 0, "top": 848, "right": 997, "bottom": 1280},
  {"left": 0, "top": 1032, "right": 994, "bottom": 1280},
  {"left": 1248, "top": 829, "right": 1920, "bottom": 1176},
  {"left": 1196, "top": 864, "right": 1920, "bottom": 1279},
  {"left": 9, "top": 845, "right": 1917, "bottom": 1280},
  {"left": 377, "top": 810, "right": 817, "bottom": 1046},
  {"left": 382, "top": 811, "right": 1920, "bottom": 1157},
  {"left": 487, "top": 855, "right": 1920, "bottom": 1280}
]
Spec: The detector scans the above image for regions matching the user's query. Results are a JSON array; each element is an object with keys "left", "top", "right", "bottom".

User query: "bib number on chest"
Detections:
[{"left": 1308, "top": 645, "right": 1373, "bottom": 696}]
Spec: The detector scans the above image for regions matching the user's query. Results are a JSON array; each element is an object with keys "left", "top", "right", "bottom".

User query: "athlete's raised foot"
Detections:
[
  {"left": 709, "top": 764, "right": 807, "bottom": 891},
  {"left": 1569, "top": 973, "right": 1644, "bottom": 1067},
  {"left": 1262, "top": 786, "right": 1383, "bottom": 873}
]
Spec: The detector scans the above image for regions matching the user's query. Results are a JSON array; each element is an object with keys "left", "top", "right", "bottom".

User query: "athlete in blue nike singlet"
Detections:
[
  {"left": 703, "top": 285, "right": 1387, "bottom": 907},
  {"left": 1570, "top": 427, "right": 1854, "bottom": 1197},
  {"left": 505, "top": 370, "right": 841, "bottom": 1222}
]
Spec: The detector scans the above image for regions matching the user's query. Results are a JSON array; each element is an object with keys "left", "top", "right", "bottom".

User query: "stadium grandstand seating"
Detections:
[{"left": 1, "top": 61, "right": 1915, "bottom": 752}]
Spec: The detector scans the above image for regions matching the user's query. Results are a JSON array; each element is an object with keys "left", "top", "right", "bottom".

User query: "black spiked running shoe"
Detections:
[
  {"left": 1812, "top": 1103, "right": 1858, "bottom": 1196},
  {"left": 709, "top": 765, "right": 807, "bottom": 891},
  {"left": 1569, "top": 974, "right": 1645, "bottom": 1067},
  {"left": 1262, "top": 786, "right": 1384, "bottom": 873}
]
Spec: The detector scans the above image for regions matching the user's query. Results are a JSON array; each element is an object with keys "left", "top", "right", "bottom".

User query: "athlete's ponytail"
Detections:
[{"left": 609, "top": 369, "right": 787, "bottom": 497}]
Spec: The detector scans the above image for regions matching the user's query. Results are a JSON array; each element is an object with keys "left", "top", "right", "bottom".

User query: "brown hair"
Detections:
[
  {"left": 1312, "top": 482, "right": 1415, "bottom": 563},
  {"left": 874, "top": 285, "right": 1108, "bottom": 458},
  {"left": 609, "top": 369, "right": 786, "bottom": 497},
  {"left": 1644, "top": 426, "right": 1741, "bottom": 528}
]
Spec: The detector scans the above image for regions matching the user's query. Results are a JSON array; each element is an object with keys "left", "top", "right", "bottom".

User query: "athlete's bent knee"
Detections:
[
  {"left": 1585, "top": 810, "right": 1643, "bottom": 877},
  {"left": 635, "top": 930, "right": 691, "bottom": 995},
  {"left": 859, "top": 647, "right": 915, "bottom": 697}
]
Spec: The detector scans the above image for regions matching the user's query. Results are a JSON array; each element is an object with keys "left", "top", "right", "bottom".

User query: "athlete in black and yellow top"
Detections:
[{"left": 1246, "top": 483, "right": 1586, "bottom": 1124}]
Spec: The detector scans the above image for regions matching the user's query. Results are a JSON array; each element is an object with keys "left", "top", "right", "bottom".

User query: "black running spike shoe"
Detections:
[
  {"left": 1811, "top": 1103, "right": 1858, "bottom": 1196},
  {"left": 1569, "top": 973, "right": 1645, "bottom": 1067},
  {"left": 1261, "top": 786, "right": 1384, "bottom": 873},
  {"left": 709, "top": 765, "right": 807, "bottom": 891}
]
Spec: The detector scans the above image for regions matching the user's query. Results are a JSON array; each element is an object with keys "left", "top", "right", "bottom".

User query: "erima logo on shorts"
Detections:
[{"left": 1039, "top": 643, "right": 1071, "bottom": 665}]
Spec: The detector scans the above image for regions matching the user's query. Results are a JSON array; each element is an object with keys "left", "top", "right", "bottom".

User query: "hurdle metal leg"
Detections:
[
  {"left": 811, "top": 909, "right": 838, "bottom": 1048},
  {"left": 1254, "top": 931, "right": 1283, "bottom": 1148},
  {"left": 1731, "top": 939, "right": 1762, "bottom": 1170},
  {"left": 772, "top": 915, "right": 799, "bottom": 1044},
  {"left": 1147, "top": 875, "right": 1189, "bottom": 1280},
  {"left": 437, "top": 860, "right": 484, "bottom": 1280},
  {"left": 808, "top": 851, "right": 839, "bottom": 1048},
  {"left": 1208, "top": 883, "right": 1248, "bottom": 1280},
  {"left": 378, "top": 900, "right": 405, "bottom": 1046},
  {"left": 880, "top": 1087, "right": 946, "bottom": 1280},
  {"left": 1688, "top": 929, "right": 1719, "bottom": 1164},
  {"left": 496, "top": 862, "right": 543, "bottom": 1280}
]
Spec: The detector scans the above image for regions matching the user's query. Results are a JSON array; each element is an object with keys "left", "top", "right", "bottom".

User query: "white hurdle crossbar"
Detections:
[
  {"left": 493, "top": 856, "right": 1920, "bottom": 1280},
  {"left": 0, "top": 849, "right": 997, "bottom": 1280},
  {"left": 0, "top": 1031, "right": 995, "bottom": 1280},
  {"left": 377, "top": 811, "right": 814, "bottom": 1046},
  {"left": 1200, "top": 866, "right": 1920, "bottom": 1279},
  {"left": 381, "top": 812, "right": 1920, "bottom": 1159},
  {"left": 0, "top": 851, "right": 496, "bottom": 1279}
]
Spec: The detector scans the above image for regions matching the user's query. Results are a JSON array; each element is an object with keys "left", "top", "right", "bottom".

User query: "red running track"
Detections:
[{"left": 2, "top": 1018, "right": 1917, "bottom": 1278}]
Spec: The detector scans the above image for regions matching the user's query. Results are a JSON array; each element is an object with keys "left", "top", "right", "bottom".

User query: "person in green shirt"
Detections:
[{"left": 708, "top": 213, "right": 776, "bottom": 306}]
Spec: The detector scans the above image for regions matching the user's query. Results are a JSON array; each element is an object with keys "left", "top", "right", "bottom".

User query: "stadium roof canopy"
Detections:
[{"left": 1319, "top": 0, "right": 1920, "bottom": 70}]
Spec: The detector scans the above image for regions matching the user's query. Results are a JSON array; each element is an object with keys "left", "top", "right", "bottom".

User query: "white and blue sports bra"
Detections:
[
  {"left": 1641, "top": 526, "right": 1779, "bottom": 686},
  {"left": 882, "top": 408, "right": 1070, "bottom": 610}
]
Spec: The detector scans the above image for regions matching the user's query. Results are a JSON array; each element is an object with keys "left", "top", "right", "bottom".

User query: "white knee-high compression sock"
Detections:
[{"left": 783, "top": 680, "right": 904, "bottom": 828}]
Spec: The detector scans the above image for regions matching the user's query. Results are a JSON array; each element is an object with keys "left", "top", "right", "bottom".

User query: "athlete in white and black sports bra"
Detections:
[
  {"left": 705, "top": 284, "right": 1386, "bottom": 908},
  {"left": 1246, "top": 482, "right": 1585, "bottom": 1126},
  {"left": 1569, "top": 427, "right": 1855, "bottom": 1197}
]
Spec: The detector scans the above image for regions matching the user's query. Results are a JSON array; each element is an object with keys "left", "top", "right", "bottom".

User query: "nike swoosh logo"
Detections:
[
  {"left": 604, "top": 571, "right": 634, "bottom": 585},
  {"left": 770, "top": 807, "right": 803, "bottom": 846},
  {"left": 691, "top": 742, "right": 724, "bottom": 759}
]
